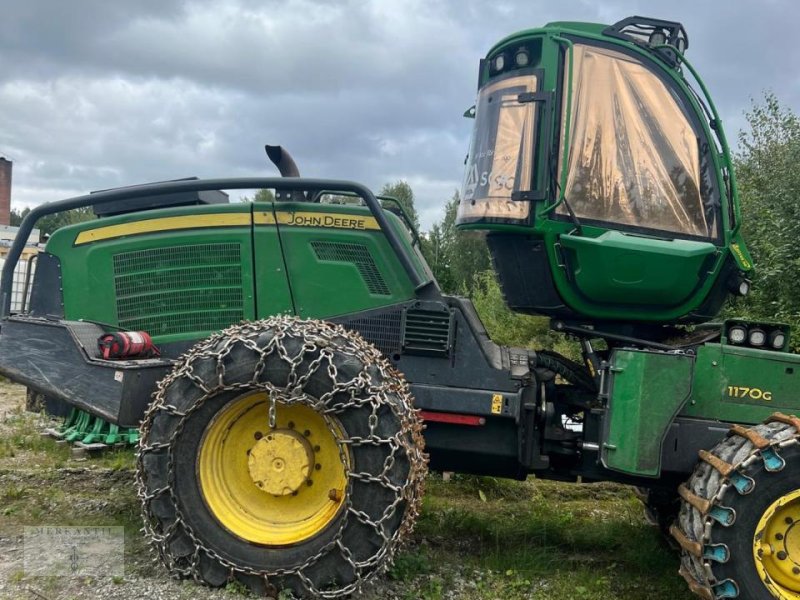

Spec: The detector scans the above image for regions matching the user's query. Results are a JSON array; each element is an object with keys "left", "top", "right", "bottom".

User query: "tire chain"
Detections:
[
  {"left": 135, "top": 316, "right": 429, "bottom": 598},
  {"left": 672, "top": 414, "right": 800, "bottom": 599}
]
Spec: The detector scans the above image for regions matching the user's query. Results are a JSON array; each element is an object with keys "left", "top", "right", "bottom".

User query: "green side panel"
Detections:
[
  {"left": 45, "top": 204, "right": 258, "bottom": 344},
  {"left": 251, "top": 204, "right": 295, "bottom": 317},
  {"left": 602, "top": 350, "right": 693, "bottom": 477},
  {"left": 559, "top": 231, "right": 718, "bottom": 306},
  {"left": 683, "top": 344, "right": 800, "bottom": 424},
  {"left": 267, "top": 203, "right": 417, "bottom": 319}
]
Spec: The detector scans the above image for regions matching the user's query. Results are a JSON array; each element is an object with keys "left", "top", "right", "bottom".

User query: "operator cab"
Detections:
[{"left": 458, "top": 16, "right": 752, "bottom": 326}]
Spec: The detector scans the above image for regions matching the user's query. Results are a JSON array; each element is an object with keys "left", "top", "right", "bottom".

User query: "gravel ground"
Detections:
[
  {"left": 0, "top": 379, "right": 691, "bottom": 600},
  {"left": 0, "top": 381, "right": 465, "bottom": 600}
]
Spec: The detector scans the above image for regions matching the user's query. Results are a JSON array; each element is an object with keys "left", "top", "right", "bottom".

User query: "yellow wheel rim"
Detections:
[
  {"left": 754, "top": 488, "right": 800, "bottom": 598},
  {"left": 198, "top": 392, "right": 349, "bottom": 546}
]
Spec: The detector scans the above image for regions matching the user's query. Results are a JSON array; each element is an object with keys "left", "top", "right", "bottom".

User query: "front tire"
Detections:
[{"left": 136, "top": 317, "right": 427, "bottom": 598}]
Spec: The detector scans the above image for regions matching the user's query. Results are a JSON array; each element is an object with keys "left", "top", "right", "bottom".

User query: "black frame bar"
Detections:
[{"left": 1, "top": 177, "right": 429, "bottom": 317}]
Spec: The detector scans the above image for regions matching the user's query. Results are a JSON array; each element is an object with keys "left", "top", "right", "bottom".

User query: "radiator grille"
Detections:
[
  {"left": 311, "top": 241, "right": 390, "bottom": 296},
  {"left": 113, "top": 243, "right": 245, "bottom": 337},
  {"left": 403, "top": 308, "right": 452, "bottom": 356},
  {"left": 339, "top": 309, "right": 403, "bottom": 355}
]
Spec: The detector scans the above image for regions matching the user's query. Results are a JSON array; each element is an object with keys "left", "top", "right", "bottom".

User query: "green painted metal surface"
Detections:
[
  {"left": 46, "top": 203, "right": 258, "bottom": 344},
  {"left": 457, "top": 19, "right": 751, "bottom": 324},
  {"left": 60, "top": 407, "right": 139, "bottom": 445},
  {"left": 264, "top": 202, "right": 417, "bottom": 319},
  {"left": 683, "top": 344, "right": 800, "bottom": 424},
  {"left": 602, "top": 350, "right": 693, "bottom": 476},
  {"left": 559, "top": 231, "right": 718, "bottom": 306},
  {"left": 45, "top": 200, "right": 419, "bottom": 343}
]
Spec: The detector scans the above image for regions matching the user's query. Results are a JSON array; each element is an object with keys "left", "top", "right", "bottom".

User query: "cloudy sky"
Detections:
[{"left": 0, "top": 0, "right": 797, "bottom": 229}]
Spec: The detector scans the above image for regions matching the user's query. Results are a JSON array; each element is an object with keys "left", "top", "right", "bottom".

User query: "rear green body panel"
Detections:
[
  {"left": 683, "top": 344, "right": 800, "bottom": 422},
  {"left": 603, "top": 350, "right": 693, "bottom": 476},
  {"left": 45, "top": 202, "right": 419, "bottom": 344},
  {"left": 255, "top": 202, "right": 418, "bottom": 319},
  {"left": 46, "top": 203, "right": 259, "bottom": 344},
  {"left": 602, "top": 342, "right": 800, "bottom": 477}
]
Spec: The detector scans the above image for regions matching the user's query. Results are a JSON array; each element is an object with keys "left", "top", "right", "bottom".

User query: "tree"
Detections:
[
  {"left": 379, "top": 181, "right": 420, "bottom": 231},
  {"left": 10, "top": 206, "right": 94, "bottom": 236},
  {"left": 240, "top": 189, "right": 275, "bottom": 203},
  {"left": 732, "top": 92, "right": 800, "bottom": 335},
  {"left": 421, "top": 190, "right": 491, "bottom": 295}
]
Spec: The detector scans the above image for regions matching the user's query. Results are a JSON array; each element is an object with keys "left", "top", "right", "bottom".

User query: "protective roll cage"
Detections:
[{"left": 0, "top": 178, "right": 432, "bottom": 318}]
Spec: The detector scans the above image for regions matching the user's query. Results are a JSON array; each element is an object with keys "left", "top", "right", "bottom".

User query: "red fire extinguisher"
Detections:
[{"left": 98, "top": 331, "right": 159, "bottom": 360}]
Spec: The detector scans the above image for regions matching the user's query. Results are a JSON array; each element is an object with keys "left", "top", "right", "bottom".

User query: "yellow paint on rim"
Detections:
[
  {"left": 198, "top": 392, "right": 348, "bottom": 546},
  {"left": 73, "top": 213, "right": 252, "bottom": 245},
  {"left": 753, "top": 488, "right": 800, "bottom": 598}
]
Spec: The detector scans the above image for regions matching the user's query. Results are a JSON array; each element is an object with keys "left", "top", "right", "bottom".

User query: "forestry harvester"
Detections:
[{"left": 1, "top": 16, "right": 796, "bottom": 600}]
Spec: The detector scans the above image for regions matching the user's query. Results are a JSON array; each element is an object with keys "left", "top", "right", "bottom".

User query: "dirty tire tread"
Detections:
[
  {"left": 135, "top": 317, "right": 428, "bottom": 599},
  {"left": 673, "top": 418, "right": 800, "bottom": 599}
]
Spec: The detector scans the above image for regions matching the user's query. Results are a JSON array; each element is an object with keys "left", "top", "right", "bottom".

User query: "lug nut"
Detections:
[
  {"left": 778, "top": 551, "right": 788, "bottom": 560},
  {"left": 306, "top": 479, "right": 313, "bottom": 486},
  {"left": 303, "top": 430, "right": 311, "bottom": 437},
  {"left": 315, "top": 463, "right": 321, "bottom": 471},
  {"left": 777, "top": 533, "right": 785, "bottom": 540},
  {"left": 254, "top": 431, "right": 263, "bottom": 440},
  {"left": 313, "top": 445, "right": 321, "bottom": 452},
  {"left": 287, "top": 421, "right": 295, "bottom": 429},
  {"left": 794, "top": 567, "right": 800, "bottom": 575}
]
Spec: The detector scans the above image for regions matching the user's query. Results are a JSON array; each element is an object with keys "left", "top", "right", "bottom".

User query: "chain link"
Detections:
[
  {"left": 135, "top": 316, "right": 428, "bottom": 598},
  {"left": 268, "top": 392, "right": 277, "bottom": 430}
]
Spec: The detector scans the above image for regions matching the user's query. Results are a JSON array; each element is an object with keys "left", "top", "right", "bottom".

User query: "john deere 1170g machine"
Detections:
[{"left": 1, "top": 16, "right": 797, "bottom": 599}]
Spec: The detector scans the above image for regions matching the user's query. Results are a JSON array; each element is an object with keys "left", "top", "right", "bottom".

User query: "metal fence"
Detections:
[{"left": 0, "top": 247, "right": 38, "bottom": 312}]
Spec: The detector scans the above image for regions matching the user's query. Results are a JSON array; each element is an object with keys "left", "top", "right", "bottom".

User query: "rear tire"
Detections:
[
  {"left": 672, "top": 414, "right": 800, "bottom": 599},
  {"left": 136, "top": 317, "right": 427, "bottom": 598}
]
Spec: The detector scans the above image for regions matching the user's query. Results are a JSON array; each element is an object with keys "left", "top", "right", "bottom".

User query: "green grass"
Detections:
[
  {"left": 0, "top": 407, "right": 72, "bottom": 462},
  {"left": 385, "top": 473, "right": 694, "bottom": 600},
  {"left": 0, "top": 392, "right": 693, "bottom": 599}
]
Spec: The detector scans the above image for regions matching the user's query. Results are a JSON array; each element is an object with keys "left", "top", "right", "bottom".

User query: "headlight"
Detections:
[
  {"left": 649, "top": 31, "right": 667, "bottom": 46},
  {"left": 738, "top": 279, "right": 751, "bottom": 296},
  {"left": 492, "top": 53, "right": 506, "bottom": 72},
  {"left": 514, "top": 48, "right": 530, "bottom": 67},
  {"left": 728, "top": 325, "right": 747, "bottom": 345},
  {"left": 749, "top": 328, "right": 766, "bottom": 347},
  {"left": 769, "top": 330, "right": 787, "bottom": 350}
]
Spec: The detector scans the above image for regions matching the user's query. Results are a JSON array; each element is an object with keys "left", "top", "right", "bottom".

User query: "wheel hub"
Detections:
[
  {"left": 754, "top": 488, "right": 800, "bottom": 597},
  {"left": 197, "top": 394, "right": 349, "bottom": 546},
  {"left": 248, "top": 429, "right": 313, "bottom": 496}
]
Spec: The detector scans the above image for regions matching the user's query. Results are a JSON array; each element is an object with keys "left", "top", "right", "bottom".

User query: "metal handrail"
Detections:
[{"left": 0, "top": 177, "right": 430, "bottom": 317}]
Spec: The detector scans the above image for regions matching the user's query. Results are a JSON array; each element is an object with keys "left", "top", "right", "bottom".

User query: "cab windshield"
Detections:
[
  {"left": 458, "top": 73, "right": 537, "bottom": 225},
  {"left": 558, "top": 43, "right": 719, "bottom": 238}
]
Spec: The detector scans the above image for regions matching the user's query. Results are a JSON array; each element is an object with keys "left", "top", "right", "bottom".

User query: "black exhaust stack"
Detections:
[{"left": 265, "top": 145, "right": 300, "bottom": 178}]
